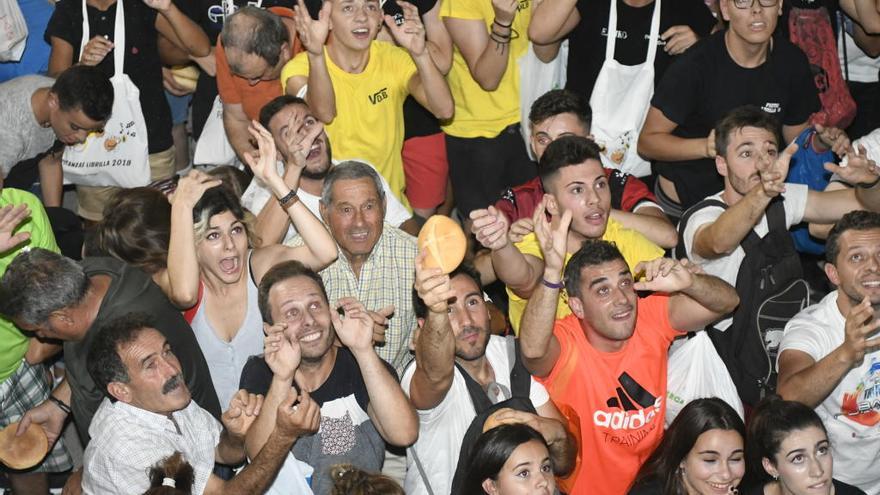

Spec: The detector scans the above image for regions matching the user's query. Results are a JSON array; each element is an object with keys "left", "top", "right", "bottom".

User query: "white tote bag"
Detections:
[
  {"left": 589, "top": 0, "right": 660, "bottom": 177},
  {"left": 665, "top": 332, "right": 745, "bottom": 426},
  {"left": 518, "top": 40, "right": 569, "bottom": 160},
  {"left": 193, "top": 95, "right": 237, "bottom": 166},
  {"left": 62, "top": 0, "right": 151, "bottom": 188},
  {"left": 0, "top": 0, "right": 27, "bottom": 62}
]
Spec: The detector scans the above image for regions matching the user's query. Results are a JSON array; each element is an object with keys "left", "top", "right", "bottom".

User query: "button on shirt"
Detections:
[
  {"left": 288, "top": 225, "right": 418, "bottom": 374},
  {"left": 82, "top": 399, "right": 221, "bottom": 495}
]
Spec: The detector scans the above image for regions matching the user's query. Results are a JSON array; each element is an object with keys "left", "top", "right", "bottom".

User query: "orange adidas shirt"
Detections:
[{"left": 539, "top": 295, "right": 678, "bottom": 495}]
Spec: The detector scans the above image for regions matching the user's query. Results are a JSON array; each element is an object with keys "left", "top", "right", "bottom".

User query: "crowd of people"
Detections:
[{"left": 2, "top": 0, "right": 880, "bottom": 494}]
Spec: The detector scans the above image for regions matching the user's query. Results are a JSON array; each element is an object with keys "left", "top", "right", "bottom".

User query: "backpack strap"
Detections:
[
  {"left": 675, "top": 198, "right": 728, "bottom": 259},
  {"left": 507, "top": 336, "right": 532, "bottom": 400},
  {"left": 454, "top": 362, "right": 494, "bottom": 414},
  {"left": 740, "top": 197, "right": 787, "bottom": 253},
  {"left": 409, "top": 447, "right": 436, "bottom": 495}
]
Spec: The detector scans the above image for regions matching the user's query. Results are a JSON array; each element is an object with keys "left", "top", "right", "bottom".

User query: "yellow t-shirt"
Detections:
[
  {"left": 281, "top": 41, "right": 416, "bottom": 209},
  {"left": 507, "top": 218, "right": 665, "bottom": 333},
  {"left": 440, "top": 0, "right": 531, "bottom": 138}
]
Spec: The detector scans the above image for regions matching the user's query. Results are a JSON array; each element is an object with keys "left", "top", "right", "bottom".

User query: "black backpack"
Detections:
[
  {"left": 676, "top": 197, "right": 811, "bottom": 406},
  {"left": 409, "top": 336, "right": 536, "bottom": 495}
]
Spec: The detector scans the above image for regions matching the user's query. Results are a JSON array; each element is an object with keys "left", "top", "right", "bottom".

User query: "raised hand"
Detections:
[
  {"left": 169, "top": 169, "right": 222, "bottom": 209},
  {"left": 79, "top": 36, "right": 114, "bottom": 67},
  {"left": 661, "top": 25, "right": 698, "bottom": 56},
  {"left": 828, "top": 144, "right": 880, "bottom": 186},
  {"left": 756, "top": 142, "right": 797, "bottom": 198},
  {"left": 491, "top": 0, "right": 518, "bottom": 26},
  {"left": 533, "top": 196, "right": 571, "bottom": 276},
  {"left": 632, "top": 258, "right": 693, "bottom": 293},
  {"left": 705, "top": 129, "right": 716, "bottom": 158},
  {"left": 508, "top": 217, "right": 534, "bottom": 244},
  {"left": 415, "top": 250, "right": 455, "bottom": 314},
  {"left": 488, "top": 408, "right": 567, "bottom": 445},
  {"left": 264, "top": 323, "right": 301, "bottom": 381},
  {"left": 0, "top": 204, "right": 31, "bottom": 253},
  {"left": 841, "top": 296, "right": 880, "bottom": 364},
  {"left": 222, "top": 390, "right": 264, "bottom": 438},
  {"left": 243, "top": 121, "right": 283, "bottom": 189},
  {"left": 331, "top": 297, "right": 374, "bottom": 353},
  {"left": 276, "top": 388, "right": 321, "bottom": 441},
  {"left": 281, "top": 111, "right": 324, "bottom": 170},
  {"left": 384, "top": 1, "right": 426, "bottom": 56},
  {"left": 815, "top": 124, "right": 851, "bottom": 157},
  {"left": 367, "top": 305, "right": 394, "bottom": 345},
  {"left": 142, "top": 0, "right": 173, "bottom": 12},
  {"left": 294, "top": 0, "right": 332, "bottom": 56},
  {"left": 470, "top": 206, "right": 510, "bottom": 251},
  {"left": 17, "top": 399, "right": 68, "bottom": 447}
]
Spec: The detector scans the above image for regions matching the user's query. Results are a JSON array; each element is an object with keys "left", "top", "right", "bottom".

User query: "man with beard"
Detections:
[
  {"left": 239, "top": 260, "right": 417, "bottom": 494},
  {"left": 82, "top": 313, "right": 316, "bottom": 494},
  {"left": 241, "top": 95, "right": 416, "bottom": 244},
  {"left": 403, "top": 257, "right": 575, "bottom": 495},
  {"left": 778, "top": 211, "right": 880, "bottom": 493},
  {"left": 678, "top": 106, "right": 880, "bottom": 404}
]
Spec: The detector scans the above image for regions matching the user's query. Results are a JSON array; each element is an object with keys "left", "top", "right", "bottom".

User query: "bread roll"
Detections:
[
  {"left": 417, "top": 215, "right": 466, "bottom": 274},
  {"left": 0, "top": 422, "right": 48, "bottom": 470}
]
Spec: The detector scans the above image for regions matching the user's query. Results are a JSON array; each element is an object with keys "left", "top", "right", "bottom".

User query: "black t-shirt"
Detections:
[
  {"left": 240, "top": 347, "right": 396, "bottom": 494},
  {"left": 45, "top": 0, "right": 172, "bottom": 154},
  {"left": 651, "top": 30, "right": 819, "bottom": 209},
  {"left": 566, "top": 0, "right": 716, "bottom": 100},
  {"left": 742, "top": 479, "right": 866, "bottom": 495},
  {"left": 64, "top": 257, "right": 221, "bottom": 443}
]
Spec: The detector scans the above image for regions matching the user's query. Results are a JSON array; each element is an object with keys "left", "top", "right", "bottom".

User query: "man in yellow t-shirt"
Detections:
[
  {"left": 441, "top": 0, "right": 554, "bottom": 218},
  {"left": 472, "top": 135, "right": 664, "bottom": 332},
  {"left": 281, "top": 0, "right": 452, "bottom": 211}
]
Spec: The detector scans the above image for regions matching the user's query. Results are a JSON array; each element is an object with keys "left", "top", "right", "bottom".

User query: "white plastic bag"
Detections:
[
  {"left": 62, "top": 0, "right": 151, "bottom": 187},
  {"left": 666, "top": 332, "right": 745, "bottom": 426},
  {"left": 0, "top": 0, "right": 27, "bottom": 62},
  {"left": 193, "top": 95, "right": 237, "bottom": 166},
  {"left": 518, "top": 40, "right": 568, "bottom": 160}
]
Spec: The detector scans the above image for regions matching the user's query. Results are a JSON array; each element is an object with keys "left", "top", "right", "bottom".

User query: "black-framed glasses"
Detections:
[{"left": 732, "top": 0, "right": 778, "bottom": 8}]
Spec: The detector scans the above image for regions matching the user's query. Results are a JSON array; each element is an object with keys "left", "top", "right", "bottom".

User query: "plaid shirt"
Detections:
[{"left": 290, "top": 225, "right": 418, "bottom": 374}]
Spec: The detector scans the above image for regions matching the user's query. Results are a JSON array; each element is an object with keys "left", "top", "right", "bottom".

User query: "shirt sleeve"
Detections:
[
  {"left": 651, "top": 48, "right": 702, "bottom": 125},
  {"left": 280, "top": 51, "right": 311, "bottom": 93},
  {"left": 779, "top": 317, "right": 829, "bottom": 364},
  {"left": 619, "top": 175, "right": 658, "bottom": 213},
  {"left": 527, "top": 377, "right": 550, "bottom": 409},
  {"left": 639, "top": 294, "right": 678, "bottom": 341},
  {"left": 782, "top": 183, "right": 809, "bottom": 227},
  {"left": 21, "top": 193, "right": 60, "bottom": 253},
  {"left": 681, "top": 0, "right": 716, "bottom": 37},
  {"left": 514, "top": 233, "right": 543, "bottom": 259},
  {"left": 385, "top": 43, "right": 417, "bottom": 97},
  {"left": 782, "top": 44, "right": 820, "bottom": 126},
  {"left": 44, "top": 0, "right": 81, "bottom": 51},
  {"left": 215, "top": 41, "right": 242, "bottom": 105},
  {"left": 681, "top": 203, "right": 725, "bottom": 262},
  {"left": 239, "top": 356, "right": 273, "bottom": 395},
  {"left": 440, "top": 0, "right": 485, "bottom": 21}
]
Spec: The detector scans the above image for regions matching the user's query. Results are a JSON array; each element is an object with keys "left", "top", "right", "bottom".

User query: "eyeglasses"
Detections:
[{"left": 732, "top": 0, "right": 778, "bottom": 8}]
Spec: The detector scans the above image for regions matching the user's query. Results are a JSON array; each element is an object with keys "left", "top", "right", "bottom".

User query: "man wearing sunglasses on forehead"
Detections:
[{"left": 639, "top": 0, "right": 849, "bottom": 218}]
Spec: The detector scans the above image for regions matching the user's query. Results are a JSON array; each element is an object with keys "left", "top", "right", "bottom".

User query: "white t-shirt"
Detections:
[
  {"left": 778, "top": 291, "right": 880, "bottom": 494},
  {"left": 240, "top": 160, "right": 411, "bottom": 244},
  {"left": 681, "top": 184, "right": 809, "bottom": 330},
  {"left": 400, "top": 336, "right": 551, "bottom": 495},
  {"left": 839, "top": 14, "right": 880, "bottom": 83}
]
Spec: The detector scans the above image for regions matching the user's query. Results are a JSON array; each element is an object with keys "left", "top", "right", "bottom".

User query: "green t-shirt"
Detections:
[{"left": 0, "top": 188, "right": 59, "bottom": 383}]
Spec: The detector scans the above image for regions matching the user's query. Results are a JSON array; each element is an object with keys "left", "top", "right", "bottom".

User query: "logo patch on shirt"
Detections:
[
  {"left": 369, "top": 88, "right": 389, "bottom": 105},
  {"left": 593, "top": 372, "right": 662, "bottom": 445},
  {"left": 761, "top": 102, "right": 781, "bottom": 114}
]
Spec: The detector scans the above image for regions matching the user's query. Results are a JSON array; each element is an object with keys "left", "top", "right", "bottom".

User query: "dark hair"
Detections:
[
  {"left": 144, "top": 452, "right": 195, "bottom": 495},
  {"left": 528, "top": 89, "right": 592, "bottom": 132},
  {"left": 563, "top": 239, "right": 627, "bottom": 298},
  {"left": 0, "top": 248, "right": 89, "bottom": 326},
  {"left": 634, "top": 398, "right": 745, "bottom": 495},
  {"left": 329, "top": 464, "right": 405, "bottom": 495},
  {"left": 744, "top": 395, "right": 828, "bottom": 489},
  {"left": 51, "top": 65, "right": 114, "bottom": 122},
  {"left": 825, "top": 210, "right": 880, "bottom": 264},
  {"left": 206, "top": 166, "right": 251, "bottom": 199},
  {"left": 538, "top": 135, "right": 602, "bottom": 191},
  {"left": 412, "top": 262, "right": 483, "bottom": 319},
  {"left": 714, "top": 106, "right": 783, "bottom": 158},
  {"left": 258, "top": 260, "right": 329, "bottom": 324},
  {"left": 86, "top": 188, "right": 171, "bottom": 275},
  {"left": 221, "top": 6, "right": 290, "bottom": 69},
  {"left": 87, "top": 312, "right": 156, "bottom": 401},
  {"left": 259, "top": 94, "right": 309, "bottom": 129},
  {"left": 461, "top": 424, "right": 550, "bottom": 495},
  {"left": 192, "top": 184, "right": 260, "bottom": 247}
]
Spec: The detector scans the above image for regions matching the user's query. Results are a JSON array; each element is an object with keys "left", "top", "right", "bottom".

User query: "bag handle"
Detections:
[
  {"left": 79, "top": 0, "right": 125, "bottom": 77},
  {"left": 605, "top": 0, "right": 662, "bottom": 64}
]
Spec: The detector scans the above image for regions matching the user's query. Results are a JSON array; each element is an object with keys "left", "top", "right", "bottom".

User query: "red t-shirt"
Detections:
[
  {"left": 494, "top": 170, "right": 657, "bottom": 223},
  {"left": 539, "top": 295, "right": 678, "bottom": 495},
  {"left": 214, "top": 7, "right": 302, "bottom": 121}
]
